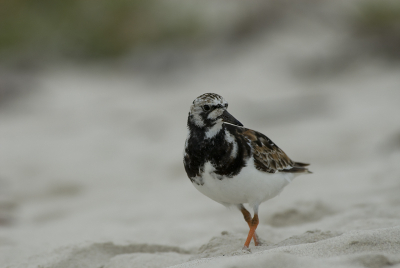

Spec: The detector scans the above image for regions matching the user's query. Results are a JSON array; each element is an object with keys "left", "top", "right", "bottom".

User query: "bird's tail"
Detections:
[{"left": 281, "top": 162, "right": 312, "bottom": 174}]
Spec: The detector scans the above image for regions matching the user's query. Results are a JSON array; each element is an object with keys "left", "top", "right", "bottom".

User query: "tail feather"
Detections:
[
  {"left": 281, "top": 161, "right": 312, "bottom": 174},
  {"left": 294, "top": 162, "right": 310, "bottom": 167}
]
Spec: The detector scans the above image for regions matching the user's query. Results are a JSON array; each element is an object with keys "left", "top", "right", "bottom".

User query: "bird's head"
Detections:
[{"left": 188, "top": 93, "right": 243, "bottom": 131}]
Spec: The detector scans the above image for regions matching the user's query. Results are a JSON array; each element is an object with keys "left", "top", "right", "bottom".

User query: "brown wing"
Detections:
[{"left": 240, "top": 128, "right": 310, "bottom": 174}]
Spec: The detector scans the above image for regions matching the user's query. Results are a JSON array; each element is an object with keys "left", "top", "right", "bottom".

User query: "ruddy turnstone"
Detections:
[{"left": 183, "top": 93, "right": 311, "bottom": 250}]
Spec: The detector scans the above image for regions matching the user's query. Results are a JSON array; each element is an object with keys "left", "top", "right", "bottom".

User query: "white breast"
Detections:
[{"left": 192, "top": 157, "right": 297, "bottom": 208}]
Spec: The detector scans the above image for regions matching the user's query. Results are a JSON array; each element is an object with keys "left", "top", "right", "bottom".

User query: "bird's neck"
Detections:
[{"left": 187, "top": 118, "right": 225, "bottom": 143}]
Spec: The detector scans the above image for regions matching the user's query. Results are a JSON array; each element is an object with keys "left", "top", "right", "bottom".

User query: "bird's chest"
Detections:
[
  {"left": 184, "top": 132, "right": 248, "bottom": 183},
  {"left": 185, "top": 138, "right": 229, "bottom": 173}
]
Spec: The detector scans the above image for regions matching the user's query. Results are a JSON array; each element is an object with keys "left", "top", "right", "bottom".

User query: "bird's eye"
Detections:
[
  {"left": 224, "top": 103, "right": 228, "bottom": 108},
  {"left": 203, "top": 105, "right": 210, "bottom": 111}
]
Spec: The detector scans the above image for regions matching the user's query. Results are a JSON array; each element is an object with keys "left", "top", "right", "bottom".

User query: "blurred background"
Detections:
[{"left": 1, "top": 0, "right": 400, "bottom": 265}]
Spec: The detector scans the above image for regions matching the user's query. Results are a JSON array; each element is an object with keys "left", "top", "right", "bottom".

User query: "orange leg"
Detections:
[
  {"left": 240, "top": 206, "right": 260, "bottom": 246},
  {"left": 243, "top": 213, "right": 259, "bottom": 249}
]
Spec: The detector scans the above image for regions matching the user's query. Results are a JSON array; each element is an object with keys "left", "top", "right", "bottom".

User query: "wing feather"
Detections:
[{"left": 239, "top": 128, "right": 310, "bottom": 174}]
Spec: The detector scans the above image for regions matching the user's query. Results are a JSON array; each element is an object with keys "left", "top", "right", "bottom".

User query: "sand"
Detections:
[{"left": 1, "top": 1, "right": 400, "bottom": 267}]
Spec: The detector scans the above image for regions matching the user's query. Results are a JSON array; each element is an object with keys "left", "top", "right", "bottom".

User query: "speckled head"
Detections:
[{"left": 188, "top": 93, "right": 243, "bottom": 130}]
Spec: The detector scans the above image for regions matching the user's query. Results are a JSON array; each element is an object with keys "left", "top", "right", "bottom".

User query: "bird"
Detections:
[{"left": 183, "top": 93, "right": 311, "bottom": 250}]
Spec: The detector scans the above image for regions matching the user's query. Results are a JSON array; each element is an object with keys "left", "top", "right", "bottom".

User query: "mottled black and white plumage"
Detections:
[{"left": 183, "top": 93, "right": 311, "bottom": 249}]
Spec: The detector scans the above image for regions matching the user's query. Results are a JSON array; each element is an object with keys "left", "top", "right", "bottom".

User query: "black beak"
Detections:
[{"left": 220, "top": 110, "right": 243, "bottom": 127}]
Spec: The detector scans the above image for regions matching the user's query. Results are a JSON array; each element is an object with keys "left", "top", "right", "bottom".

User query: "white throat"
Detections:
[{"left": 205, "top": 121, "right": 223, "bottom": 139}]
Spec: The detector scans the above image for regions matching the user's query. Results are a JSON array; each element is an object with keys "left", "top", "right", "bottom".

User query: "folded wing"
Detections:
[{"left": 240, "top": 128, "right": 311, "bottom": 174}]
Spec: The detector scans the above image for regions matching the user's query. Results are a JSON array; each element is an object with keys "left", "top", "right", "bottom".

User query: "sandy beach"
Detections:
[{"left": 1, "top": 2, "right": 400, "bottom": 267}]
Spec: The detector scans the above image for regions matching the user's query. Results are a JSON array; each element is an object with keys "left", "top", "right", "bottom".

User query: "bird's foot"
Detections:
[
  {"left": 242, "top": 246, "right": 251, "bottom": 252},
  {"left": 254, "top": 236, "right": 267, "bottom": 247},
  {"left": 254, "top": 231, "right": 268, "bottom": 246}
]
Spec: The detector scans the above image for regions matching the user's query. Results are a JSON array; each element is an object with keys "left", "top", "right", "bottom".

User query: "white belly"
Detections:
[{"left": 192, "top": 157, "right": 297, "bottom": 208}]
